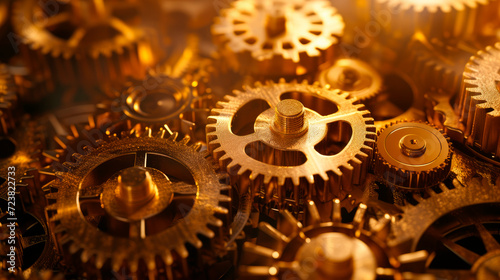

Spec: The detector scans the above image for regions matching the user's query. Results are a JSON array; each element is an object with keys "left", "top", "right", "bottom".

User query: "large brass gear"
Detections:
[
  {"left": 212, "top": 0, "right": 344, "bottom": 79},
  {"left": 374, "top": 0, "right": 499, "bottom": 41},
  {"left": 318, "top": 58, "right": 384, "bottom": 102},
  {"left": 239, "top": 200, "right": 428, "bottom": 279},
  {"left": 206, "top": 80, "right": 376, "bottom": 218},
  {"left": 12, "top": 0, "right": 157, "bottom": 88},
  {"left": 458, "top": 43, "right": 500, "bottom": 158},
  {"left": 45, "top": 128, "right": 231, "bottom": 279},
  {"left": 374, "top": 121, "right": 452, "bottom": 191},
  {"left": 0, "top": 65, "right": 18, "bottom": 135},
  {"left": 389, "top": 177, "right": 500, "bottom": 278}
]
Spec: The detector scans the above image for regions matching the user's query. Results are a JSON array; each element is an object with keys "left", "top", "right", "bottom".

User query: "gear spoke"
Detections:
[
  {"left": 170, "top": 181, "right": 198, "bottom": 195},
  {"left": 41, "top": 12, "right": 71, "bottom": 28},
  {"left": 21, "top": 234, "right": 48, "bottom": 249},
  {"left": 474, "top": 222, "right": 500, "bottom": 252},
  {"left": 134, "top": 151, "right": 147, "bottom": 167},
  {"left": 67, "top": 27, "right": 87, "bottom": 48},
  {"left": 440, "top": 233, "right": 481, "bottom": 265}
]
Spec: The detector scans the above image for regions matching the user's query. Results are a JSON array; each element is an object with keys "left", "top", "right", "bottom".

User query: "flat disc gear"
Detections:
[
  {"left": 318, "top": 58, "right": 383, "bottom": 101},
  {"left": 374, "top": 121, "right": 452, "bottom": 191},
  {"left": 207, "top": 80, "right": 376, "bottom": 217},
  {"left": 458, "top": 43, "right": 500, "bottom": 157},
  {"left": 212, "top": 0, "right": 344, "bottom": 78},
  {"left": 45, "top": 128, "right": 230, "bottom": 278}
]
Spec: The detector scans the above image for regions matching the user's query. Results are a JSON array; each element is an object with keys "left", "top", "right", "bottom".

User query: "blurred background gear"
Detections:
[
  {"left": 94, "top": 73, "right": 214, "bottom": 143},
  {"left": 45, "top": 128, "right": 231, "bottom": 279},
  {"left": 239, "top": 200, "right": 428, "bottom": 279},
  {"left": 207, "top": 80, "right": 376, "bottom": 220},
  {"left": 373, "top": 0, "right": 500, "bottom": 42},
  {"left": 0, "top": 64, "right": 18, "bottom": 135},
  {"left": 374, "top": 121, "right": 452, "bottom": 191},
  {"left": 12, "top": 0, "right": 158, "bottom": 89},
  {"left": 390, "top": 176, "right": 500, "bottom": 279},
  {"left": 458, "top": 43, "right": 500, "bottom": 158},
  {"left": 318, "top": 58, "right": 383, "bottom": 102},
  {"left": 212, "top": 0, "right": 344, "bottom": 80}
]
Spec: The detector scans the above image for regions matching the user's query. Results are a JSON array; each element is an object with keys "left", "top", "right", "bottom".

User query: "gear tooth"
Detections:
[
  {"left": 162, "top": 250, "right": 174, "bottom": 266},
  {"left": 145, "top": 256, "right": 156, "bottom": 271},
  {"left": 215, "top": 206, "right": 229, "bottom": 214},
  {"left": 111, "top": 256, "right": 123, "bottom": 272},
  {"left": 62, "top": 162, "right": 77, "bottom": 169},
  {"left": 209, "top": 216, "right": 223, "bottom": 227},
  {"left": 191, "top": 142, "right": 203, "bottom": 151},
  {"left": 219, "top": 194, "right": 232, "bottom": 202},
  {"left": 199, "top": 226, "right": 215, "bottom": 239},
  {"left": 180, "top": 135, "right": 191, "bottom": 145},
  {"left": 168, "top": 131, "right": 179, "bottom": 141},
  {"left": 69, "top": 242, "right": 80, "bottom": 254},
  {"left": 291, "top": 176, "right": 300, "bottom": 186},
  {"left": 129, "top": 259, "right": 139, "bottom": 273},
  {"left": 80, "top": 250, "right": 90, "bottom": 263},
  {"left": 277, "top": 176, "right": 286, "bottom": 186},
  {"left": 175, "top": 245, "right": 189, "bottom": 259}
]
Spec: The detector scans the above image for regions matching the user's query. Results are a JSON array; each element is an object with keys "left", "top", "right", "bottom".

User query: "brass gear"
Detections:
[
  {"left": 374, "top": 121, "right": 452, "bottom": 191},
  {"left": 212, "top": 0, "right": 344, "bottom": 79},
  {"left": 405, "top": 34, "right": 472, "bottom": 94},
  {"left": 95, "top": 73, "right": 215, "bottom": 143},
  {"left": 0, "top": 65, "right": 18, "bottom": 135},
  {"left": 318, "top": 58, "right": 383, "bottom": 102},
  {"left": 207, "top": 80, "right": 376, "bottom": 218},
  {"left": 374, "top": 0, "right": 499, "bottom": 41},
  {"left": 45, "top": 128, "right": 231, "bottom": 278},
  {"left": 458, "top": 43, "right": 500, "bottom": 157},
  {"left": 239, "top": 200, "right": 427, "bottom": 279},
  {"left": 12, "top": 0, "right": 157, "bottom": 87},
  {"left": 389, "top": 177, "right": 500, "bottom": 278}
]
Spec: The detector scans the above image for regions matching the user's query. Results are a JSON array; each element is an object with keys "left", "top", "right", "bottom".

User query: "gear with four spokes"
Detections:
[
  {"left": 374, "top": 121, "right": 452, "bottom": 191},
  {"left": 45, "top": 128, "right": 231, "bottom": 279},
  {"left": 458, "top": 43, "right": 500, "bottom": 158},
  {"left": 207, "top": 80, "right": 376, "bottom": 218},
  {"left": 212, "top": 0, "right": 344, "bottom": 79}
]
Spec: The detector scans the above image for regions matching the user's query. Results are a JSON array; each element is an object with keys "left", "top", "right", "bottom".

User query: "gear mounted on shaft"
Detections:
[
  {"left": 374, "top": 121, "right": 452, "bottom": 191},
  {"left": 207, "top": 79, "right": 376, "bottom": 219}
]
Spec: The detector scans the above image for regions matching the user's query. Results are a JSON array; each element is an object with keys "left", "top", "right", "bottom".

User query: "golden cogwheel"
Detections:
[
  {"left": 212, "top": 0, "right": 344, "bottom": 79},
  {"left": 12, "top": 0, "right": 156, "bottom": 87},
  {"left": 95, "top": 73, "right": 214, "bottom": 143},
  {"left": 45, "top": 128, "right": 230, "bottom": 279},
  {"left": 207, "top": 80, "right": 376, "bottom": 218},
  {"left": 374, "top": 0, "right": 499, "bottom": 41},
  {"left": 239, "top": 200, "right": 428, "bottom": 279},
  {"left": 458, "top": 43, "right": 500, "bottom": 157},
  {"left": 318, "top": 58, "right": 383, "bottom": 101},
  {"left": 0, "top": 65, "right": 17, "bottom": 135},
  {"left": 374, "top": 121, "right": 452, "bottom": 191},
  {"left": 389, "top": 177, "right": 500, "bottom": 278}
]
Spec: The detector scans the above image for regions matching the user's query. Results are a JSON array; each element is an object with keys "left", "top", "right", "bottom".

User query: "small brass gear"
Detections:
[
  {"left": 374, "top": 121, "right": 452, "bottom": 191},
  {"left": 239, "top": 200, "right": 427, "bottom": 279},
  {"left": 374, "top": 0, "right": 499, "bottom": 41},
  {"left": 318, "top": 58, "right": 383, "bottom": 102},
  {"left": 207, "top": 80, "right": 376, "bottom": 218},
  {"left": 212, "top": 0, "right": 344, "bottom": 79},
  {"left": 0, "top": 65, "right": 18, "bottom": 135},
  {"left": 458, "top": 43, "right": 500, "bottom": 157},
  {"left": 45, "top": 128, "right": 231, "bottom": 279},
  {"left": 95, "top": 73, "right": 215, "bottom": 143},
  {"left": 12, "top": 0, "right": 157, "bottom": 88},
  {"left": 389, "top": 177, "right": 500, "bottom": 278}
]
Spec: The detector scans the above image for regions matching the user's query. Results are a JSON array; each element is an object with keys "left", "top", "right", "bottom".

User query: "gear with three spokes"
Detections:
[{"left": 207, "top": 79, "right": 376, "bottom": 219}]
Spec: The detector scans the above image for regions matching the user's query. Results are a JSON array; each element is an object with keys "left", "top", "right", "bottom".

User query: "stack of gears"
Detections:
[{"left": 0, "top": 0, "right": 500, "bottom": 279}]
